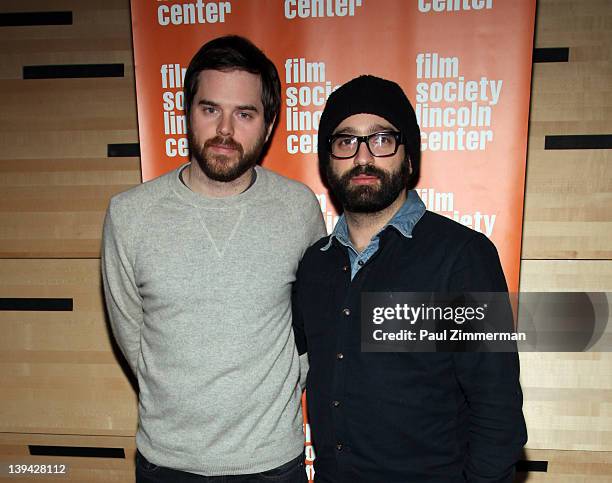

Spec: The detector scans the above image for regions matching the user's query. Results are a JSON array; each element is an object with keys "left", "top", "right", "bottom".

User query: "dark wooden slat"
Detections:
[
  {"left": 545, "top": 134, "right": 612, "bottom": 150},
  {"left": 29, "top": 446, "right": 125, "bottom": 459},
  {"left": 533, "top": 47, "right": 569, "bottom": 63},
  {"left": 107, "top": 143, "right": 140, "bottom": 157},
  {"left": 23, "top": 64, "right": 124, "bottom": 79},
  {"left": 516, "top": 460, "right": 549, "bottom": 472},
  {"left": 0, "top": 11, "right": 72, "bottom": 27},
  {"left": 0, "top": 298, "right": 73, "bottom": 311}
]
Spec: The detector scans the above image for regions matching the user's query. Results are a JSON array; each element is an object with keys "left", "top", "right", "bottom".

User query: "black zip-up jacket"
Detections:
[{"left": 293, "top": 211, "right": 527, "bottom": 483}]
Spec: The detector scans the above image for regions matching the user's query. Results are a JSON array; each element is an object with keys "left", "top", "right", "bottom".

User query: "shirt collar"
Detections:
[{"left": 321, "top": 190, "right": 426, "bottom": 251}]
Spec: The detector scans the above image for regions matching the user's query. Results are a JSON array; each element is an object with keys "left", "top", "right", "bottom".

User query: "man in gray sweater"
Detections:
[{"left": 102, "top": 36, "right": 325, "bottom": 482}]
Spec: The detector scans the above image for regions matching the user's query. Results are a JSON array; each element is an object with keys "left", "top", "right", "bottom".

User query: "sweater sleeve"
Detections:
[
  {"left": 303, "top": 192, "right": 327, "bottom": 248},
  {"left": 101, "top": 199, "right": 144, "bottom": 376},
  {"left": 449, "top": 234, "right": 528, "bottom": 483},
  {"left": 291, "top": 192, "right": 325, "bottom": 359}
]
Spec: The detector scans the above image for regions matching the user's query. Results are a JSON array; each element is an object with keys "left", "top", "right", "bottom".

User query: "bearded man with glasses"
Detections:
[{"left": 292, "top": 75, "right": 527, "bottom": 482}]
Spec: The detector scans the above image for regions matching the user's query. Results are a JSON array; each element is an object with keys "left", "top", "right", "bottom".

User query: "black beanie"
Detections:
[{"left": 317, "top": 75, "right": 420, "bottom": 182}]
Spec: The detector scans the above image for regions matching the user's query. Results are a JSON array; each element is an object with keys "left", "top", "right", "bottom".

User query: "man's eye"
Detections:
[
  {"left": 238, "top": 111, "right": 252, "bottom": 119},
  {"left": 374, "top": 134, "right": 393, "bottom": 144},
  {"left": 202, "top": 106, "right": 217, "bottom": 114},
  {"left": 338, "top": 137, "right": 355, "bottom": 146}
]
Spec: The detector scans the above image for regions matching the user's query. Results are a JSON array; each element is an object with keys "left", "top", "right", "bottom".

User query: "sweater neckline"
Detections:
[{"left": 170, "top": 162, "right": 268, "bottom": 208}]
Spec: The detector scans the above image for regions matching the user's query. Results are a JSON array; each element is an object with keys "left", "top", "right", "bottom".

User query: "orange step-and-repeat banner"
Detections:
[
  {"left": 131, "top": 0, "right": 536, "bottom": 293},
  {"left": 130, "top": 0, "right": 536, "bottom": 479}
]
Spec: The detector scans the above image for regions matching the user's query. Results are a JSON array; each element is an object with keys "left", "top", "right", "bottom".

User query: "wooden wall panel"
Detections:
[
  {"left": 0, "top": 131, "right": 136, "bottom": 160},
  {"left": 0, "top": 434, "right": 135, "bottom": 483},
  {"left": 519, "top": 0, "right": 612, "bottom": 464},
  {"left": 520, "top": 260, "right": 612, "bottom": 291},
  {"left": 0, "top": 159, "right": 139, "bottom": 257},
  {"left": 520, "top": 260, "right": 612, "bottom": 453},
  {"left": 518, "top": 449, "right": 612, "bottom": 482},
  {"left": 520, "top": 352, "right": 612, "bottom": 451},
  {"left": 512, "top": 0, "right": 612, "bottom": 468},
  {"left": 521, "top": 0, "right": 612, "bottom": 260},
  {"left": 1, "top": 78, "right": 137, "bottom": 131},
  {"left": 0, "top": 1, "right": 133, "bottom": 81},
  {"left": 0, "top": 259, "right": 137, "bottom": 435},
  {"left": 0, "top": 0, "right": 139, "bottom": 258}
]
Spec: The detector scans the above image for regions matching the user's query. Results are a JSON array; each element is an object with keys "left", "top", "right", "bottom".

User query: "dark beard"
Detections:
[
  {"left": 187, "top": 129, "right": 265, "bottom": 183},
  {"left": 326, "top": 162, "right": 409, "bottom": 213}
]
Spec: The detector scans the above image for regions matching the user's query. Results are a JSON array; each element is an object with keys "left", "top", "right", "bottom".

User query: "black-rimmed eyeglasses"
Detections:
[{"left": 328, "top": 131, "right": 404, "bottom": 159}]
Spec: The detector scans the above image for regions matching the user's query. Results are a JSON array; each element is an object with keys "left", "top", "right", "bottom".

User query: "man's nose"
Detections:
[
  {"left": 217, "top": 112, "right": 234, "bottom": 137},
  {"left": 353, "top": 140, "right": 374, "bottom": 166}
]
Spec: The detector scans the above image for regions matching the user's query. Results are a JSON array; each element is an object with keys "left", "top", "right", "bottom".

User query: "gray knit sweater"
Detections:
[{"left": 101, "top": 164, "right": 326, "bottom": 476}]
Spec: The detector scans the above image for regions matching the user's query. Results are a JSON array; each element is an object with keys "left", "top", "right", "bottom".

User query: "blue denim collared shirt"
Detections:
[{"left": 321, "top": 190, "right": 426, "bottom": 279}]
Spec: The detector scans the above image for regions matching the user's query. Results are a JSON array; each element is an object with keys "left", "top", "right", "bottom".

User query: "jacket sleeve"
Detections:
[
  {"left": 292, "top": 256, "right": 310, "bottom": 391},
  {"left": 101, "top": 199, "right": 144, "bottom": 376},
  {"left": 292, "top": 259, "right": 308, "bottom": 358},
  {"left": 450, "top": 234, "right": 528, "bottom": 482}
]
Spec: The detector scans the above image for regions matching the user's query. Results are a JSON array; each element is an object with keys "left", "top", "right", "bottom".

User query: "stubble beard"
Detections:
[
  {"left": 326, "top": 161, "right": 410, "bottom": 213},
  {"left": 187, "top": 128, "right": 266, "bottom": 183}
]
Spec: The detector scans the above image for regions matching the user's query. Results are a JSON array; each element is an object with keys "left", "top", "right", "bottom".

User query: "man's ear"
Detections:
[{"left": 264, "top": 116, "right": 276, "bottom": 143}]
